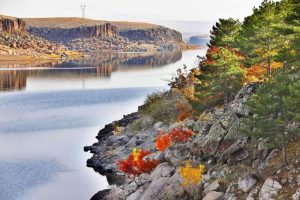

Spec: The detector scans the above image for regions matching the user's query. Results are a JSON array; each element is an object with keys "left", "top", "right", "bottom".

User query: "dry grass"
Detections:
[
  {"left": 24, "top": 17, "right": 158, "bottom": 30},
  {"left": 0, "top": 50, "right": 82, "bottom": 63},
  {"left": 0, "top": 15, "right": 17, "bottom": 19}
]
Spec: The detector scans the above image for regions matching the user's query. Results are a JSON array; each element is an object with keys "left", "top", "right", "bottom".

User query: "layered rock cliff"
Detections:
[
  {"left": 0, "top": 17, "right": 26, "bottom": 33},
  {"left": 0, "top": 16, "right": 79, "bottom": 60},
  {"left": 27, "top": 23, "right": 117, "bottom": 42},
  {"left": 119, "top": 27, "right": 182, "bottom": 42},
  {"left": 25, "top": 18, "right": 192, "bottom": 52}
]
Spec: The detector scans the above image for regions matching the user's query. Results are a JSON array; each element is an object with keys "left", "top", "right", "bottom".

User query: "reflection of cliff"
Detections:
[
  {"left": 75, "top": 51, "right": 182, "bottom": 69},
  {"left": 0, "top": 51, "right": 182, "bottom": 91},
  {"left": 121, "top": 51, "right": 182, "bottom": 66},
  {"left": 0, "top": 70, "right": 27, "bottom": 91}
]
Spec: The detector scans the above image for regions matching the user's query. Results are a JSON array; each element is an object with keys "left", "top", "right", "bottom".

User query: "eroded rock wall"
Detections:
[
  {"left": 119, "top": 27, "right": 182, "bottom": 42},
  {"left": 0, "top": 18, "right": 26, "bottom": 33},
  {"left": 27, "top": 23, "right": 117, "bottom": 42}
]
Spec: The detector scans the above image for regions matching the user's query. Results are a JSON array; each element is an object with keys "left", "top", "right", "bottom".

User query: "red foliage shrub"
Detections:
[
  {"left": 118, "top": 148, "right": 159, "bottom": 176},
  {"left": 155, "top": 128, "right": 194, "bottom": 152},
  {"left": 156, "top": 130, "right": 172, "bottom": 151},
  {"left": 169, "top": 128, "right": 193, "bottom": 142}
]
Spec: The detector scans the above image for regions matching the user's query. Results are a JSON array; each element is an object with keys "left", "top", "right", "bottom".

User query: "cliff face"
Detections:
[
  {"left": 26, "top": 19, "right": 189, "bottom": 52},
  {"left": 119, "top": 27, "right": 182, "bottom": 42},
  {"left": 28, "top": 23, "right": 117, "bottom": 42},
  {"left": 0, "top": 18, "right": 26, "bottom": 33},
  {"left": 0, "top": 16, "right": 67, "bottom": 58},
  {"left": 28, "top": 25, "right": 182, "bottom": 43}
]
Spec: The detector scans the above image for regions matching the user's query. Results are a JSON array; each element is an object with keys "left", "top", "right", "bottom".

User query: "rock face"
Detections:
[
  {"left": 119, "top": 27, "right": 182, "bottom": 42},
  {"left": 0, "top": 16, "right": 64, "bottom": 57},
  {"left": 0, "top": 17, "right": 26, "bottom": 33},
  {"left": 27, "top": 22, "right": 188, "bottom": 52},
  {"left": 28, "top": 23, "right": 117, "bottom": 42}
]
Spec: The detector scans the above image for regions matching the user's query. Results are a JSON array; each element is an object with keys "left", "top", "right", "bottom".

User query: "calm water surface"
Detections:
[{"left": 0, "top": 49, "right": 205, "bottom": 200}]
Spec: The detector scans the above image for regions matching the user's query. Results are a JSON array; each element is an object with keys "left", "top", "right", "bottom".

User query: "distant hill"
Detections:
[
  {"left": 188, "top": 35, "right": 210, "bottom": 46},
  {"left": 24, "top": 17, "right": 159, "bottom": 30}
]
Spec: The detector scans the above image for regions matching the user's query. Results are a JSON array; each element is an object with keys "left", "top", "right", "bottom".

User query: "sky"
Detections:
[
  {"left": 0, "top": 0, "right": 263, "bottom": 21},
  {"left": 0, "top": 0, "right": 264, "bottom": 34}
]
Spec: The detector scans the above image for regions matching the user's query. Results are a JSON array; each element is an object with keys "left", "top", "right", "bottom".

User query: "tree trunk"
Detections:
[
  {"left": 284, "top": 61, "right": 287, "bottom": 72},
  {"left": 282, "top": 145, "right": 287, "bottom": 166},
  {"left": 267, "top": 58, "right": 271, "bottom": 77},
  {"left": 282, "top": 128, "right": 288, "bottom": 166}
]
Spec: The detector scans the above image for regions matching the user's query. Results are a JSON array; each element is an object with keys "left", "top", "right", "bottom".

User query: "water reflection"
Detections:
[
  {"left": 0, "top": 49, "right": 205, "bottom": 200},
  {"left": 0, "top": 70, "right": 28, "bottom": 91},
  {"left": 0, "top": 51, "right": 182, "bottom": 92}
]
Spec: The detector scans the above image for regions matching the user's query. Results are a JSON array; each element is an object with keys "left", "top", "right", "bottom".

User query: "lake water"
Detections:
[{"left": 0, "top": 49, "right": 206, "bottom": 200}]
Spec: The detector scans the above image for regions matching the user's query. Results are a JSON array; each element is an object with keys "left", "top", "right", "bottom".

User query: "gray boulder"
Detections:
[
  {"left": 259, "top": 178, "right": 282, "bottom": 200},
  {"left": 238, "top": 174, "right": 258, "bottom": 193},
  {"left": 203, "top": 191, "right": 224, "bottom": 200}
]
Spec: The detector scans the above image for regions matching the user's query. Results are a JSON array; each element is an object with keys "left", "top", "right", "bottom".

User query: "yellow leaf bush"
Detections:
[{"left": 179, "top": 161, "right": 205, "bottom": 187}]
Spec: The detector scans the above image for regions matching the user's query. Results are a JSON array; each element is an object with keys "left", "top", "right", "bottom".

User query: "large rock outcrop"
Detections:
[
  {"left": 27, "top": 23, "right": 117, "bottom": 42},
  {"left": 25, "top": 19, "right": 190, "bottom": 52},
  {"left": 0, "top": 16, "right": 66, "bottom": 58},
  {"left": 85, "top": 82, "right": 300, "bottom": 200},
  {"left": 119, "top": 27, "right": 182, "bottom": 42},
  {"left": 0, "top": 17, "right": 26, "bottom": 33}
]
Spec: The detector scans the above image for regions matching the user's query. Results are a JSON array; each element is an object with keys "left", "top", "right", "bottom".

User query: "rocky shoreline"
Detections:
[{"left": 85, "top": 83, "right": 300, "bottom": 200}]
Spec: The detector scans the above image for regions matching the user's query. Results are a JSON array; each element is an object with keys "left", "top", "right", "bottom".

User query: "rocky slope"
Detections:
[
  {"left": 85, "top": 83, "right": 300, "bottom": 200},
  {"left": 0, "top": 15, "right": 80, "bottom": 60},
  {"left": 25, "top": 18, "right": 192, "bottom": 52}
]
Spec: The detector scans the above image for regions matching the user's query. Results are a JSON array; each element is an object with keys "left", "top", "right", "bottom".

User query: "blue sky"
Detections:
[{"left": 0, "top": 0, "right": 263, "bottom": 21}]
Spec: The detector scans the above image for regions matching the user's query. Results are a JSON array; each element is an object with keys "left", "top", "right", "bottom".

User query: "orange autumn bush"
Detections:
[
  {"left": 155, "top": 128, "right": 194, "bottom": 151},
  {"left": 118, "top": 148, "right": 159, "bottom": 176},
  {"left": 243, "top": 62, "right": 284, "bottom": 83},
  {"left": 156, "top": 130, "right": 172, "bottom": 151}
]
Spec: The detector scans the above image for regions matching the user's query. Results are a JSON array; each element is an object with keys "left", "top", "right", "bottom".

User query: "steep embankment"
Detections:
[
  {"left": 25, "top": 17, "right": 192, "bottom": 52},
  {"left": 0, "top": 15, "right": 80, "bottom": 61},
  {"left": 85, "top": 83, "right": 300, "bottom": 200}
]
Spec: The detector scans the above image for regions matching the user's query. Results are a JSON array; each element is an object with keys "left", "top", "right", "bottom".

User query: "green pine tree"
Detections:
[
  {"left": 237, "top": 0, "right": 287, "bottom": 77},
  {"left": 242, "top": 67, "right": 300, "bottom": 165},
  {"left": 192, "top": 47, "right": 243, "bottom": 112},
  {"left": 208, "top": 18, "right": 241, "bottom": 48}
]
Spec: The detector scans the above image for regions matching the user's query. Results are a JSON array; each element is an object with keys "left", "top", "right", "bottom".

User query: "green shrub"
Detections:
[
  {"left": 130, "top": 116, "right": 154, "bottom": 133},
  {"left": 139, "top": 91, "right": 188, "bottom": 124}
]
